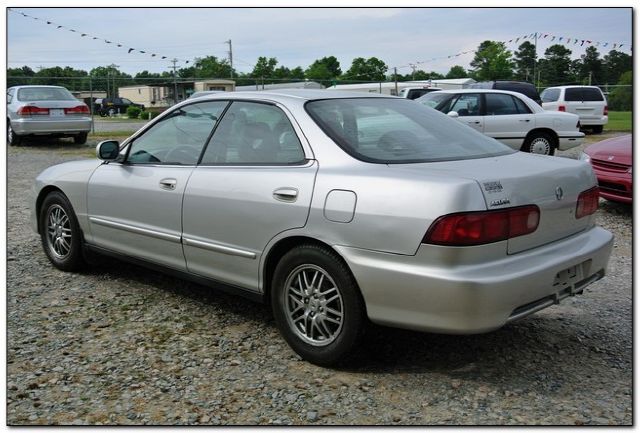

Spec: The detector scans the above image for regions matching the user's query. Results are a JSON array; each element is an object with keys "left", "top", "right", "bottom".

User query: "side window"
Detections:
[
  {"left": 7, "top": 89, "right": 14, "bottom": 103},
  {"left": 541, "top": 88, "right": 560, "bottom": 103},
  {"left": 201, "top": 101, "right": 305, "bottom": 165},
  {"left": 512, "top": 96, "right": 532, "bottom": 114},
  {"left": 449, "top": 94, "right": 481, "bottom": 116},
  {"left": 122, "top": 98, "right": 133, "bottom": 104},
  {"left": 126, "top": 101, "right": 228, "bottom": 165},
  {"left": 485, "top": 93, "right": 519, "bottom": 115}
]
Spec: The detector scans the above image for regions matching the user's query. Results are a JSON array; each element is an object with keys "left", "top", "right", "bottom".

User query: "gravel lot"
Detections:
[{"left": 7, "top": 134, "right": 632, "bottom": 425}]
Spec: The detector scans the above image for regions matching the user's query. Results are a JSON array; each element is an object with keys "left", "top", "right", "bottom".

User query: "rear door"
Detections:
[
  {"left": 182, "top": 100, "right": 317, "bottom": 291},
  {"left": 564, "top": 87, "right": 606, "bottom": 121},
  {"left": 482, "top": 93, "right": 534, "bottom": 149}
]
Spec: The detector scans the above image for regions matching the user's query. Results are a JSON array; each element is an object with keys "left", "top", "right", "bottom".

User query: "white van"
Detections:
[
  {"left": 398, "top": 86, "right": 442, "bottom": 100},
  {"left": 540, "top": 86, "right": 608, "bottom": 133}
]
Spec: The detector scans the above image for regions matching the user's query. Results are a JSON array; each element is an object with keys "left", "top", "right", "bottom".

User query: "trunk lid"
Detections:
[{"left": 389, "top": 152, "right": 597, "bottom": 254}]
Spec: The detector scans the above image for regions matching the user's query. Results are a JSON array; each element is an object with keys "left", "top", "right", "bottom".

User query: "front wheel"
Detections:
[
  {"left": 522, "top": 132, "right": 555, "bottom": 156},
  {"left": 39, "top": 191, "right": 85, "bottom": 271},
  {"left": 271, "top": 245, "right": 366, "bottom": 366},
  {"left": 7, "top": 122, "right": 22, "bottom": 146}
]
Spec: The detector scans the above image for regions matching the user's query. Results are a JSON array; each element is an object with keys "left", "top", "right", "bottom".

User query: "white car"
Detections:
[
  {"left": 540, "top": 85, "right": 608, "bottom": 134},
  {"left": 397, "top": 86, "right": 442, "bottom": 100},
  {"left": 417, "top": 89, "right": 584, "bottom": 156}
]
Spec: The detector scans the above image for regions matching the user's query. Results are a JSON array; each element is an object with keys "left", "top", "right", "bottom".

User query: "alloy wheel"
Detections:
[{"left": 46, "top": 204, "right": 72, "bottom": 259}]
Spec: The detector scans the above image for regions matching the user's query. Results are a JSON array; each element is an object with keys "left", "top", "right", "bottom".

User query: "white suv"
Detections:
[{"left": 540, "top": 86, "right": 608, "bottom": 133}]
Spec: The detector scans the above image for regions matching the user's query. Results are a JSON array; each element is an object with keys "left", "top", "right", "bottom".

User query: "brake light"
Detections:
[
  {"left": 575, "top": 187, "right": 599, "bottom": 219},
  {"left": 423, "top": 205, "right": 540, "bottom": 246},
  {"left": 603, "top": 105, "right": 608, "bottom": 116},
  {"left": 558, "top": 105, "right": 566, "bottom": 112},
  {"left": 64, "top": 105, "right": 90, "bottom": 114},
  {"left": 17, "top": 106, "right": 49, "bottom": 116}
]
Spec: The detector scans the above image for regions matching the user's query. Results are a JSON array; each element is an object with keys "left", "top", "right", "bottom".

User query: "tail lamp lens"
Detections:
[
  {"left": 17, "top": 106, "right": 49, "bottom": 115},
  {"left": 576, "top": 187, "right": 599, "bottom": 219},
  {"left": 423, "top": 205, "right": 540, "bottom": 246},
  {"left": 603, "top": 105, "right": 608, "bottom": 116},
  {"left": 558, "top": 105, "right": 566, "bottom": 112},
  {"left": 64, "top": 105, "right": 90, "bottom": 114}
]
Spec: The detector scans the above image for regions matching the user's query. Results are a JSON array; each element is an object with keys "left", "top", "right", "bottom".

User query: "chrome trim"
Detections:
[
  {"left": 89, "top": 217, "right": 181, "bottom": 243},
  {"left": 182, "top": 237, "right": 257, "bottom": 259}
]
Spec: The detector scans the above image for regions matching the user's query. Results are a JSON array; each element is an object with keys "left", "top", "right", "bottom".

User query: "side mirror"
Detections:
[
  {"left": 96, "top": 140, "right": 120, "bottom": 161},
  {"left": 447, "top": 111, "right": 459, "bottom": 118}
]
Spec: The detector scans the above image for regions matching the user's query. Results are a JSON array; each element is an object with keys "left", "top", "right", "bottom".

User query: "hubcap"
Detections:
[
  {"left": 46, "top": 205, "right": 72, "bottom": 259},
  {"left": 283, "top": 264, "right": 344, "bottom": 346},
  {"left": 8, "top": 125, "right": 13, "bottom": 142},
  {"left": 530, "top": 137, "right": 551, "bottom": 155}
]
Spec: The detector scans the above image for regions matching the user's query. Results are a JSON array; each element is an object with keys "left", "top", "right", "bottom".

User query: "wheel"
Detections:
[
  {"left": 7, "top": 121, "right": 22, "bottom": 146},
  {"left": 522, "top": 132, "right": 555, "bottom": 156},
  {"left": 99, "top": 110, "right": 107, "bottom": 117},
  {"left": 271, "top": 244, "right": 366, "bottom": 366},
  {"left": 592, "top": 125, "right": 603, "bottom": 134},
  {"left": 74, "top": 132, "right": 88, "bottom": 144},
  {"left": 108, "top": 108, "right": 117, "bottom": 117},
  {"left": 39, "top": 191, "right": 85, "bottom": 271}
]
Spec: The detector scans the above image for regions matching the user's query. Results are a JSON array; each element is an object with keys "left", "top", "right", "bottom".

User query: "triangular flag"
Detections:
[
  {"left": 551, "top": 36, "right": 556, "bottom": 41},
  {"left": 128, "top": 48, "right": 135, "bottom": 53}
]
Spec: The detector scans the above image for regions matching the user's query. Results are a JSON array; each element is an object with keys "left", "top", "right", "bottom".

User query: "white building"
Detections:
[{"left": 326, "top": 78, "right": 476, "bottom": 96}]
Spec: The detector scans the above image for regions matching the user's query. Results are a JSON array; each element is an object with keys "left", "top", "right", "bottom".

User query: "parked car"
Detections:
[
  {"left": 7, "top": 85, "right": 92, "bottom": 145},
  {"left": 580, "top": 134, "right": 632, "bottom": 203},
  {"left": 31, "top": 90, "right": 613, "bottom": 365},
  {"left": 97, "top": 97, "right": 145, "bottom": 116},
  {"left": 397, "top": 86, "right": 442, "bottom": 100},
  {"left": 540, "top": 86, "right": 608, "bottom": 134},
  {"left": 469, "top": 80, "right": 542, "bottom": 105},
  {"left": 417, "top": 89, "right": 584, "bottom": 155},
  {"left": 188, "top": 90, "right": 224, "bottom": 99}
]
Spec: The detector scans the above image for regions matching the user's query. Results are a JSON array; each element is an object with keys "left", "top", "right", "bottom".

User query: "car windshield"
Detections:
[
  {"left": 306, "top": 98, "right": 513, "bottom": 164},
  {"left": 17, "top": 87, "right": 77, "bottom": 102}
]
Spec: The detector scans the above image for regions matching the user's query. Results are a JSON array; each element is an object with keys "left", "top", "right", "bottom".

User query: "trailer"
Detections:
[{"left": 326, "top": 78, "right": 476, "bottom": 96}]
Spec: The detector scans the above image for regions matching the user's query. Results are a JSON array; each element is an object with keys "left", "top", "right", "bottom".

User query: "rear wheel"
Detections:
[
  {"left": 39, "top": 191, "right": 85, "bottom": 271},
  {"left": 522, "top": 132, "right": 555, "bottom": 156},
  {"left": 592, "top": 125, "right": 603, "bottom": 134},
  {"left": 74, "top": 132, "right": 88, "bottom": 144},
  {"left": 271, "top": 245, "right": 366, "bottom": 366},
  {"left": 7, "top": 122, "right": 22, "bottom": 146}
]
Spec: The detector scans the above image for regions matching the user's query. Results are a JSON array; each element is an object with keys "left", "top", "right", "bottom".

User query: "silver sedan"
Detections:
[
  {"left": 7, "top": 85, "right": 92, "bottom": 145},
  {"left": 31, "top": 90, "right": 613, "bottom": 365}
]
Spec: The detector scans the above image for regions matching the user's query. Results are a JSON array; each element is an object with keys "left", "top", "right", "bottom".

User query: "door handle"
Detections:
[
  {"left": 519, "top": 119, "right": 531, "bottom": 122},
  {"left": 273, "top": 187, "right": 298, "bottom": 202},
  {"left": 159, "top": 178, "right": 177, "bottom": 190},
  {"left": 467, "top": 121, "right": 481, "bottom": 124}
]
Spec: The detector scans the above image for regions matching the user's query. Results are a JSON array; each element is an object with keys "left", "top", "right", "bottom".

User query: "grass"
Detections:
[
  {"left": 90, "top": 130, "right": 134, "bottom": 138},
  {"left": 606, "top": 111, "right": 631, "bottom": 132}
]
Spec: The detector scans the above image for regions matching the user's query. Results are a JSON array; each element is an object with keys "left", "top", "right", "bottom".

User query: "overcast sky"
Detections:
[{"left": 7, "top": 7, "right": 633, "bottom": 76}]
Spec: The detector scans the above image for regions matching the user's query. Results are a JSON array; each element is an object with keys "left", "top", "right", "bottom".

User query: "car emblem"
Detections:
[
  {"left": 555, "top": 186, "right": 564, "bottom": 201},
  {"left": 608, "top": 155, "right": 615, "bottom": 161}
]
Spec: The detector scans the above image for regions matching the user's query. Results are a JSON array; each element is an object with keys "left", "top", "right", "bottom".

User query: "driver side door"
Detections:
[{"left": 86, "top": 100, "right": 228, "bottom": 270}]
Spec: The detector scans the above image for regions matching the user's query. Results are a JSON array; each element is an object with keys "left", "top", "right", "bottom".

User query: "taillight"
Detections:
[
  {"left": 575, "top": 187, "right": 599, "bottom": 219},
  {"left": 603, "top": 105, "right": 608, "bottom": 116},
  {"left": 558, "top": 105, "right": 566, "bottom": 112},
  {"left": 64, "top": 105, "right": 90, "bottom": 114},
  {"left": 17, "top": 106, "right": 49, "bottom": 116},
  {"left": 423, "top": 205, "right": 540, "bottom": 246}
]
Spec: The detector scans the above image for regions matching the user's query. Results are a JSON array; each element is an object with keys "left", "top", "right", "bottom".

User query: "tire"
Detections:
[
  {"left": 271, "top": 244, "right": 366, "bottom": 366},
  {"left": 74, "top": 132, "right": 88, "bottom": 144},
  {"left": 39, "top": 191, "right": 86, "bottom": 271},
  {"left": 108, "top": 108, "right": 117, "bottom": 117},
  {"left": 522, "top": 131, "right": 555, "bottom": 156},
  {"left": 592, "top": 125, "right": 603, "bottom": 134},
  {"left": 99, "top": 110, "right": 107, "bottom": 117},
  {"left": 7, "top": 121, "right": 22, "bottom": 146}
]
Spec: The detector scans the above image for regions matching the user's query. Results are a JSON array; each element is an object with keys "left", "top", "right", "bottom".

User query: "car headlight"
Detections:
[{"left": 578, "top": 152, "right": 591, "bottom": 163}]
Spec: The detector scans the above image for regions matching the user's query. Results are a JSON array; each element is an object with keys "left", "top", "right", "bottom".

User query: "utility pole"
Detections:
[
  {"left": 409, "top": 63, "right": 417, "bottom": 81},
  {"left": 226, "top": 39, "right": 234, "bottom": 79},
  {"left": 107, "top": 63, "right": 119, "bottom": 99},
  {"left": 533, "top": 32, "right": 538, "bottom": 87},
  {"left": 588, "top": 71, "right": 592, "bottom": 85},
  {"left": 394, "top": 67, "right": 398, "bottom": 96},
  {"left": 169, "top": 58, "right": 179, "bottom": 104}
]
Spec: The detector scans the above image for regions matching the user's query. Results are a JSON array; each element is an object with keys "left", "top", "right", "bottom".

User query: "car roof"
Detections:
[
  {"left": 543, "top": 85, "right": 603, "bottom": 90},
  {"left": 433, "top": 88, "right": 526, "bottom": 96},
  {"left": 193, "top": 89, "right": 394, "bottom": 103},
  {"left": 9, "top": 85, "right": 68, "bottom": 90}
]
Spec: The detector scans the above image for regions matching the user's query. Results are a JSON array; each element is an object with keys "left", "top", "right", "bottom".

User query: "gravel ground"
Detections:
[{"left": 7, "top": 134, "right": 632, "bottom": 425}]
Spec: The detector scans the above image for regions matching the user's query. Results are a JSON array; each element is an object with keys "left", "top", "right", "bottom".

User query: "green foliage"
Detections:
[
  {"left": 343, "top": 57, "right": 388, "bottom": 81},
  {"left": 513, "top": 41, "right": 536, "bottom": 81},
  {"left": 445, "top": 65, "right": 468, "bottom": 79},
  {"left": 252, "top": 56, "right": 278, "bottom": 79},
  {"left": 578, "top": 46, "right": 603, "bottom": 84},
  {"left": 126, "top": 106, "right": 142, "bottom": 119},
  {"left": 603, "top": 50, "right": 632, "bottom": 83},
  {"left": 606, "top": 111, "right": 631, "bottom": 131},
  {"left": 305, "top": 56, "right": 342, "bottom": 80},
  {"left": 191, "top": 56, "right": 233, "bottom": 79},
  {"left": 608, "top": 71, "right": 632, "bottom": 111},
  {"left": 538, "top": 44, "right": 574, "bottom": 86},
  {"left": 470, "top": 41, "right": 514, "bottom": 81}
]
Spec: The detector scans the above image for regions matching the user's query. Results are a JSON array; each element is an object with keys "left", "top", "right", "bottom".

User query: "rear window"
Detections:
[
  {"left": 17, "top": 87, "right": 77, "bottom": 102},
  {"left": 305, "top": 98, "right": 513, "bottom": 164},
  {"left": 564, "top": 87, "right": 604, "bottom": 102},
  {"left": 582, "top": 88, "right": 605, "bottom": 101},
  {"left": 541, "top": 88, "right": 561, "bottom": 102}
]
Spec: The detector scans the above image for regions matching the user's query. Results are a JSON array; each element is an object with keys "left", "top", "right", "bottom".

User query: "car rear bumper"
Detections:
[
  {"left": 11, "top": 117, "right": 92, "bottom": 135},
  {"left": 557, "top": 132, "right": 585, "bottom": 150},
  {"left": 336, "top": 226, "right": 613, "bottom": 334},
  {"left": 579, "top": 115, "right": 608, "bottom": 126}
]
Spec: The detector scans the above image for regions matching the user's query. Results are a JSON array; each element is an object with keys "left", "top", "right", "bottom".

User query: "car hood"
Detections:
[{"left": 585, "top": 134, "right": 632, "bottom": 166}]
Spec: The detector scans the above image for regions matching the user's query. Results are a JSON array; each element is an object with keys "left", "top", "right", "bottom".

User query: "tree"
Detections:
[
  {"left": 343, "top": 57, "right": 388, "bottom": 81},
  {"left": 538, "top": 44, "right": 573, "bottom": 86},
  {"left": 305, "top": 56, "right": 341, "bottom": 81},
  {"left": 251, "top": 56, "right": 278, "bottom": 79},
  {"left": 513, "top": 41, "right": 536, "bottom": 82},
  {"left": 577, "top": 46, "right": 604, "bottom": 84},
  {"left": 289, "top": 66, "right": 306, "bottom": 80},
  {"left": 469, "top": 40, "right": 514, "bottom": 81},
  {"left": 191, "top": 56, "right": 233, "bottom": 79},
  {"left": 8, "top": 65, "right": 36, "bottom": 87},
  {"left": 133, "top": 70, "right": 163, "bottom": 85},
  {"left": 445, "top": 65, "right": 468, "bottom": 79},
  {"left": 603, "top": 50, "right": 632, "bottom": 84},
  {"left": 608, "top": 70, "right": 632, "bottom": 111},
  {"left": 89, "top": 65, "right": 133, "bottom": 97}
]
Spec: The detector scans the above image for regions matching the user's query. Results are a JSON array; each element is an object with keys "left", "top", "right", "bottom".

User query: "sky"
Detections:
[{"left": 6, "top": 7, "right": 634, "bottom": 77}]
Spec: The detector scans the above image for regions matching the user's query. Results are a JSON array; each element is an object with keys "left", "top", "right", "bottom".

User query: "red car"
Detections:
[{"left": 581, "top": 134, "right": 632, "bottom": 203}]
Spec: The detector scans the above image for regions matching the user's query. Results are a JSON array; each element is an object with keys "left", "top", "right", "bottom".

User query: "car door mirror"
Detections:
[
  {"left": 447, "top": 111, "right": 459, "bottom": 118},
  {"left": 96, "top": 140, "right": 120, "bottom": 161}
]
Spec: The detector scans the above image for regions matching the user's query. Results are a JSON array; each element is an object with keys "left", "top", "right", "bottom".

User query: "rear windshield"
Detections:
[
  {"left": 17, "top": 87, "right": 76, "bottom": 102},
  {"left": 565, "top": 87, "right": 604, "bottom": 102},
  {"left": 305, "top": 98, "right": 513, "bottom": 164}
]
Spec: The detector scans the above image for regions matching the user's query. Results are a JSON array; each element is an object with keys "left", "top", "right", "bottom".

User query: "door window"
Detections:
[
  {"left": 484, "top": 93, "right": 519, "bottom": 115},
  {"left": 126, "top": 101, "right": 228, "bottom": 165},
  {"left": 512, "top": 96, "right": 532, "bottom": 114},
  {"left": 541, "top": 88, "right": 560, "bottom": 102},
  {"left": 449, "top": 94, "right": 481, "bottom": 116},
  {"left": 200, "top": 101, "right": 305, "bottom": 165}
]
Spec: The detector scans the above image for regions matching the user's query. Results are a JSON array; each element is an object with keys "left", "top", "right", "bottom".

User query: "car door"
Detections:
[
  {"left": 182, "top": 100, "right": 317, "bottom": 291},
  {"left": 482, "top": 93, "right": 534, "bottom": 149},
  {"left": 447, "top": 93, "right": 484, "bottom": 133},
  {"left": 86, "top": 100, "right": 229, "bottom": 270}
]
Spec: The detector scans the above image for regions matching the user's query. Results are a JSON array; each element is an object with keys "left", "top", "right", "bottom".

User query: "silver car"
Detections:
[
  {"left": 7, "top": 85, "right": 92, "bottom": 145},
  {"left": 31, "top": 90, "right": 613, "bottom": 365}
]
